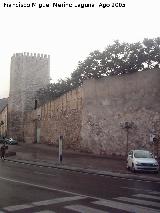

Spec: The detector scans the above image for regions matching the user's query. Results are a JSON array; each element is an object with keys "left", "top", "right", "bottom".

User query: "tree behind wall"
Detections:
[{"left": 36, "top": 37, "right": 160, "bottom": 105}]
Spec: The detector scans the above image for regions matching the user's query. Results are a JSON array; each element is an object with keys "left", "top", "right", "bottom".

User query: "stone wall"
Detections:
[
  {"left": 80, "top": 69, "right": 160, "bottom": 157},
  {"left": 23, "top": 69, "right": 160, "bottom": 157},
  {"left": 24, "top": 87, "right": 83, "bottom": 149}
]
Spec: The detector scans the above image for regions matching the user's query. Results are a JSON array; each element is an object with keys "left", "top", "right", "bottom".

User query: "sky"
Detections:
[{"left": 0, "top": 0, "right": 160, "bottom": 98}]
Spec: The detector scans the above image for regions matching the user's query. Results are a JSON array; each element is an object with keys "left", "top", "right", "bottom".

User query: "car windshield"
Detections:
[{"left": 134, "top": 150, "right": 153, "bottom": 158}]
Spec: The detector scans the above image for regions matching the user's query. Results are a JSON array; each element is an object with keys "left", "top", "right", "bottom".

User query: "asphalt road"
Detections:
[{"left": 0, "top": 160, "right": 160, "bottom": 213}]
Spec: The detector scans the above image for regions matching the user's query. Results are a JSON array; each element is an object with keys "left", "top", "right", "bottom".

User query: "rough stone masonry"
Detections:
[
  {"left": 8, "top": 52, "right": 50, "bottom": 141},
  {"left": 24, "top": 69, "right": 160, "bottom": 157}
]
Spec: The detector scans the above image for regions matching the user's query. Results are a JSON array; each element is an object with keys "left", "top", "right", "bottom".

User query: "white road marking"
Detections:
[
  {"left": 0, "top": 176, "right": 84, "bottom": 197},
  {"left": 116, "top": 197, "right": 160, "bottom": 208},
  {"left": 3, "top": 196, "right": 85, "bottom": 212},
  {"left": 34, "top": 211, "right": 56, "bottom": 213},
  {"left": 1, "top": 175, "right": 160, "bottom": 213},
  {"left": 134, "top": 194, "right": 160, "bottom": 200},
  {"left": 0, "top": 175, "right": 110, "bottom": 201},
  {"left": 4, "top": 204, "right": 33, "bottom": 211},
  {"left": 65, "top": 204, "right": 108, "bottom": 213},
  {"left": 93, "top": 199, "right": 160, "bottom": 213},
  {"left": 147, "top": 191, "right": 160, "bottom": 195},
  {"left": 33, "top": 196, "right": 86, "bottom": 206},
  {"left": 122, "top": 187, "right": 160, "bottom": 195}
]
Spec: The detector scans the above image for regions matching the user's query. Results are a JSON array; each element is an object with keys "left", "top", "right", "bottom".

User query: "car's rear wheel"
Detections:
[{"left": 126, "top": 164, "right": 130, "bottom": 170}]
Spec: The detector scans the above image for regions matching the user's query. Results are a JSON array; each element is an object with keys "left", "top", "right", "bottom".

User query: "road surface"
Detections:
[{"left": 0, "top": 160, "right": 160, "bottom": 212}]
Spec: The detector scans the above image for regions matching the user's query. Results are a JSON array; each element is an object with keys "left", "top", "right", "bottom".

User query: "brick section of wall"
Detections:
[
  {"left": 23, "top": 111, "right": 35, "bottom": 143},
  {"left": 24, "top": 88, "right": 83, "bottom": 149}
]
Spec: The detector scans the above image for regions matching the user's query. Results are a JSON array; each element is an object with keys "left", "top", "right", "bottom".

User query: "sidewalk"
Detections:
[{"left": 6, "top": 143, "right": 160, "bottom": 183}]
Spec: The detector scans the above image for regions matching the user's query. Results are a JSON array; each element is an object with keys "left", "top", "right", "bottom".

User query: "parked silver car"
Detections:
[{"left": 127, "top": 150, "right": 159, "bottom": 173}]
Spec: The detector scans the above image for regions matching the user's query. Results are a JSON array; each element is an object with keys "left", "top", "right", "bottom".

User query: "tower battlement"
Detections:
[
  {"left": 8, "top": 52, "right": 50, "bottom": 141},
  {"left": 12, "top": 52, "right": 50, "bottom": 59}
]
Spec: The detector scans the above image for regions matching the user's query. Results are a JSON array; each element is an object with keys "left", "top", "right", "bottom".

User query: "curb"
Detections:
[
  {"left": 6, "top": 158, "right": 160, "bottom": 183},
  {"left": 5, "top": 151, "right": 16, "bottom": 157}
]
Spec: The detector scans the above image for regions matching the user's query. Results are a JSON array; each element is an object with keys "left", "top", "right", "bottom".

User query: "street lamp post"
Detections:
[{"left": 120, "top": 121, "right": 135, "bottom": 157}]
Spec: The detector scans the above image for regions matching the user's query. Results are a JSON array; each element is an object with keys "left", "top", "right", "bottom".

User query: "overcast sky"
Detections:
[{"left": 0, "top": 0, "right": 160, "bottom": 98}]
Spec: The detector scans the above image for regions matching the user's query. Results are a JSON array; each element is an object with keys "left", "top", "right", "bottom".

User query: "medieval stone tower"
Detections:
[{"left": 8, "top": 52, "right": 50, "bottom": 141}]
